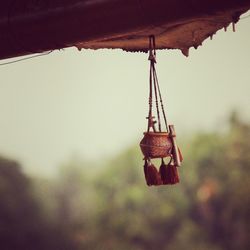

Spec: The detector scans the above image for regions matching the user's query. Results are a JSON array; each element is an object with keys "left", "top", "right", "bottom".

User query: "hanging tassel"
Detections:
[
  {"left": 160, "top": 159, "right": 180, "bottom": 185},
  {"left": 167, "top": 163, "right": 180, "bottom": 185},
  {"left": 159, "top": 159, "right": 169, "bottom": 185},
  {"left": 149, "top": 163, "right": 163, "bottom": 186},
  {"left": 144, "top": 159, "right": 162, "bottom": 186}
]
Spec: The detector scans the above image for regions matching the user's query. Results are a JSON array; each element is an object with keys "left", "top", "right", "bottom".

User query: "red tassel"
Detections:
[
  {"left": 144, "top": 160, "right": 162, "bottom": 186},
  {"left": 159, "top": 159, "right": 168, "bottom": 185},
  {"left": 148, "top": 164, "right": 162, "bottom": 186},
  {"left": 167, "top": 163, "right": 180, "bottom": 184},
  {"left": 160, "top": 160, "right": 180, "bottom": 185}
]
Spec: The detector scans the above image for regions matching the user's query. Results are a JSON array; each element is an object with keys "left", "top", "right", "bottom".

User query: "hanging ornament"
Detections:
[{"left": 140, "top": 35, "right": 183, "bottom": 187}]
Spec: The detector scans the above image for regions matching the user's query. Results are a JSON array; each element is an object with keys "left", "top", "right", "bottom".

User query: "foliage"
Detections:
[
  {"left": 0, "top": 158, "right": 78, "bottom": 250},
  {"left": 0, "top": 113, "right": 249, "bottom": 250}
]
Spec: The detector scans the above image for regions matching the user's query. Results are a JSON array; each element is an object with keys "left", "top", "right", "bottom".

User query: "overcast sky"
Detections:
[{"left": 0, "top": 14, "right": 250, "bottom": 177}]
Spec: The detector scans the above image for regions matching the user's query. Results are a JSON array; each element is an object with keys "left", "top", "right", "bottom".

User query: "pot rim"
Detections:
[{"left": 143, "top": 131, "right": 170, "bottom": 136}]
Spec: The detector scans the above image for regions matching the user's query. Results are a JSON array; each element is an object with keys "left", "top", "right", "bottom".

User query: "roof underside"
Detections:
[
  {"left": 0, "top": 0, "right": 250, "bottom": 59},
  {"left": 76, "top": 10, "right": 246, "bottom": 56}
]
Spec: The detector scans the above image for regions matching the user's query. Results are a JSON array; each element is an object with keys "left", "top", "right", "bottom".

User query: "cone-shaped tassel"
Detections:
[
  {"left": 144, "top": 160, "right": 162, "bottom": 186},
  {"left": 160, "top": 159, "right": 180, "bottom": 185},
  {"left": 167, "top": 163, "right": 180, "bottom": 184},
  {"left": 159, "top": 159, "right": 169, "bottom": 185}
]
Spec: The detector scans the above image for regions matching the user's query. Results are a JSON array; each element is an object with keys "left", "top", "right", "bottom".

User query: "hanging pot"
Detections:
[{"left": 140, "top": 132, "right": 173, "bottom": 159}]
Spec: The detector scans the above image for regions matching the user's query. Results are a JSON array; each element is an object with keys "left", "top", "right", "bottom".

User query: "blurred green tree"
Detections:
[
  {"left": 0, "top": 157, "right": 76, "bottom": 250},
  {"left": 1, "top": 112, "right": 249, "bottom": 250}
]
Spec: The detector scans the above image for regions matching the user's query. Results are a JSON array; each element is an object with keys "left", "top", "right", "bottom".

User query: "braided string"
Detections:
[
  {"left": 147, "top": 40, "right": 153, "bottom": 132},
  {"left": 152, "top": 61, "right": 161, "bottom": 132},
  {"left": 147, "top": 35, "right": 168, "bottom": 133},
  {"left": 153, "top": 63, "right": 169, "bottom": 132}
]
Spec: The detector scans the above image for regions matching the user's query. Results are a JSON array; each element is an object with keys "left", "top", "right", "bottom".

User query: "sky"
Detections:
[{"left": 0, "top": 13, "right": 250, "bottom": 177}]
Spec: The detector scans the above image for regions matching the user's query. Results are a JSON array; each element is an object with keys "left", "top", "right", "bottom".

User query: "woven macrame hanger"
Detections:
[
  {"left": 147, "top": 35, "right": 169, "bottom": 133},
  {"left": 140, "top": 36, "right": 183, "bottom": 186}
]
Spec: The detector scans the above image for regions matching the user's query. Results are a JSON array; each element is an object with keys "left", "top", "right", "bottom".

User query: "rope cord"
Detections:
[
  {"left": 153, "top": 63, "right": 169, "bottom": 132},
  {"left": 147, "top": 35, "right": 168, "bottom": 133},
  {"left": 152, "top": 61, "right": 161, "bottom": 132},
  {"left": 147, "top": 36, "right": 155, "bottom": 132},
  {"left": 147, "top": 50, "right": 153, "bottom": 132}
]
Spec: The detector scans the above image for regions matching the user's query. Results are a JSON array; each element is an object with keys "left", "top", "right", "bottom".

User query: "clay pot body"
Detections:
[{"left": 140, "top": 132, "right": 173, "bottom": 158}]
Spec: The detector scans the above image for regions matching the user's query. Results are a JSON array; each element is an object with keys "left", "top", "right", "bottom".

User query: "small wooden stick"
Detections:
[{"left": 169, "top": 125, "right": 181, "bottom": 167}]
